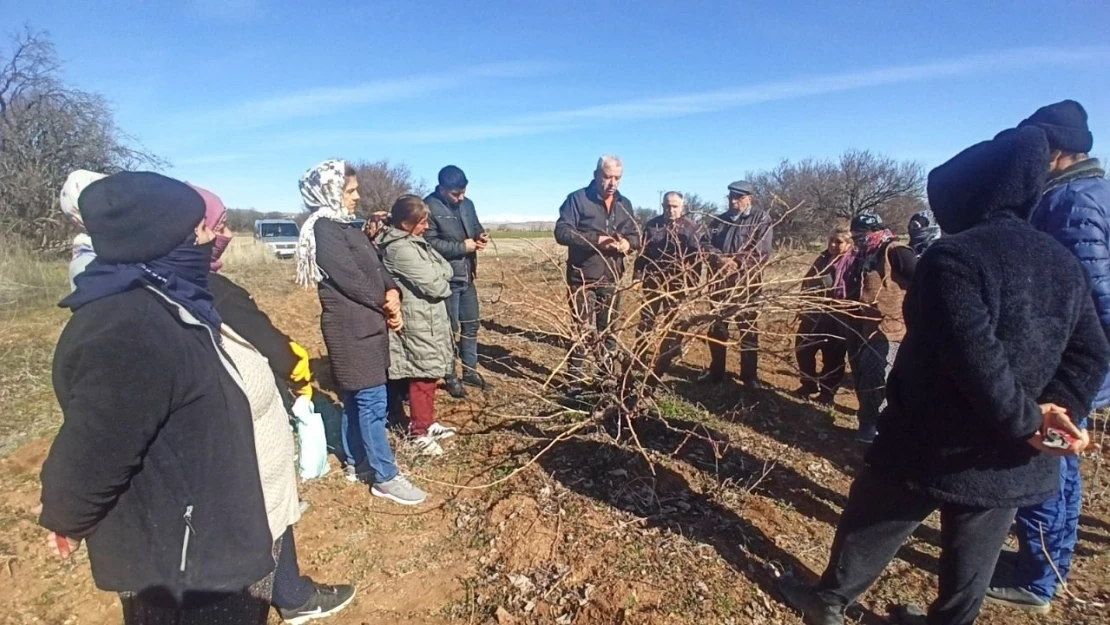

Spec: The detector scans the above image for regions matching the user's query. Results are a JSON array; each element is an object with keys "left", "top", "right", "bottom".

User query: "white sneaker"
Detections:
[
  {"left": 412, "top": 435, "right": 444, "bottom": 457},
  {"left": 343, "top": 465, "right": 372, "bottom": 483},
  {"left": 427, "top": 422, "right": 457, "bottom": 440}
]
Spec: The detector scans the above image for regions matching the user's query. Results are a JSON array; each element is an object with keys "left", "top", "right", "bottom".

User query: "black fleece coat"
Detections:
[
  {"left": 40, "top": 287, "right": 274, "bottom": 598},
  {"left": 868, "top": 126, "right": 1110, "bottom": 509}
]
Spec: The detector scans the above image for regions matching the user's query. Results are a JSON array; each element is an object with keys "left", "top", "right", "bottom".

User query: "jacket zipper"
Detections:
[{"left": 180, "top": 505, "right": 196, "bottom": 572}]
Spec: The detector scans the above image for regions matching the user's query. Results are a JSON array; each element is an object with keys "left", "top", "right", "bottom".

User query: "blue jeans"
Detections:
[
  {"left": 447, "top": 282, "right": 480, "bottom": 377},
  {"left": 1012, "top": 453, "right": 1083, "bottom": 600},
  {"left": 341, "top": 385, "right": 398, "bottom": 483}
]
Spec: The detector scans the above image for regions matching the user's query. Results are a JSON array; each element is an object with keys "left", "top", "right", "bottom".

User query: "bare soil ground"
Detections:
[{"left": 2, "top": 239, "right": 1109, "bottom": 625}]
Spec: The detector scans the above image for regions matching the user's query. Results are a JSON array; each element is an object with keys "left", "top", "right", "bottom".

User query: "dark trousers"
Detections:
[
  {"left": 795, "top": 314, "right": 849, "bottom": 394},
  {"left": 634, "top": 289, "right": 683, "bottom": 380},
  {"left": 848, "top": 334, "right": 900, "bottom": 434},
  {"left": 446, "top": 281, "right": 480, "bottom": 378},
  {"left": 817, "top": 468, "right": 1016, "bottom": 625},
  {"left": 271, "top": 526, "right": 313, "bottom": 610},
  {"left": 568, "top": 285, "right": 619, "bottom": 378},
  {"left": 707, "top": 311, "right": 760, "bottom": 381}
]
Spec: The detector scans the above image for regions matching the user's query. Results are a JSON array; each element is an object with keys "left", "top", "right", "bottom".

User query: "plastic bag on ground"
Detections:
[{"left": 292, "top": 395, "right": 330, "bottom": 480}]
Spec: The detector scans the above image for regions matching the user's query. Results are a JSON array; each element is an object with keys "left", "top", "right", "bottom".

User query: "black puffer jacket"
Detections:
[
  {"left": 554, "top": 182, "right": 641, "bottom": 286},
  {"left": 424, "top": 192, "right": 486, "bottom": 285},
  {"left": 40, "top": 287, "right": 274, "bottom": 598},
  {"left": 868, "top": 126, "right": 1110, "bottom": 509},
  {"left": 314, "top": 218, "right": 398, "bottom": 392}
]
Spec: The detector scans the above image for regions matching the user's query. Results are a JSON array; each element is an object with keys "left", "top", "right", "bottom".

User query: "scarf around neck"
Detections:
[
  {"left": 61, "top": 238, "right": 223, "bottom": 333},
  {"left": 828, "top": 250, "right": 856, "bottom": 299},
  {"left": 296, "top": 159, "right": 355, "bottom": 287}
]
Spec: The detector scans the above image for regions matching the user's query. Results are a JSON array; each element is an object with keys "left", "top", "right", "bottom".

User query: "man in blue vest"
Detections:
[{"left": 987, "top": 100, "right": 1110, "bottom": 614}]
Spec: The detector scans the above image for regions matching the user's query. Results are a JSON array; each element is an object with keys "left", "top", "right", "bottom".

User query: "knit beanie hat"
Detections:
[
  {"left": 80, "top": 172, "right": 206, "bottom": 264},
  {"left": 850, "top": 212, "right": 884, "bottom": 233},
  {"left": 908, "top": 210, "right": 941, "bottom": 253},
  {"left": 1018, "top": 100, "right": 1093, "bottom": 154}
]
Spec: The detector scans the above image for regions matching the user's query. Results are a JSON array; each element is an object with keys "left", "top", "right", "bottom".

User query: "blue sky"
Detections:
[{"left": 4, "top": 0, "right": 1109, "bottom": 221}]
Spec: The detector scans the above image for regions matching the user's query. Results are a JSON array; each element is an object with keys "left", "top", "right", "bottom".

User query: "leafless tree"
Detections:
[
  {"left": 748, "top": 150, "right": 926, "bottom": 244},
  {"left": 0, "top": 26, "right": 164, "bottom": 250},
  {"left": 350, "top": 159, "right": 428, "bottom": 217}
]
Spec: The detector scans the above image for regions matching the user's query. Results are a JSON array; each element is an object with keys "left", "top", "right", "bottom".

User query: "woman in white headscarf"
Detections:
[
  {"left": 59, "top": 169, "right": 107, "bottom": 290},
  {"left": 294, "top": 159, "right": 426, "bottom": 506}
]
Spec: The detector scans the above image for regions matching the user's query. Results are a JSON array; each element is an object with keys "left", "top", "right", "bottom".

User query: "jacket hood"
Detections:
[
  {"left": 927, "top": 126, "right": 1050, "bottom": 235},
  {"left": 376, "top": 224, "right": 419, "bottom": 247}
]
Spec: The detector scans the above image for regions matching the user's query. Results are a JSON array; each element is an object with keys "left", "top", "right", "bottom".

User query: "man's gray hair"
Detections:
[
  {"left": 596, "top": 154, "right": 623, "bottom": 172},
  {"left": 662, "top": 191, "right": 685, "bottom": 205}
]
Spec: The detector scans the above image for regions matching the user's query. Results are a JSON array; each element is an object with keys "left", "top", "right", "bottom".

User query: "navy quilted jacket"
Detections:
[{"left": 1029, "top": 159, "right": 1110, "bottom": 408}]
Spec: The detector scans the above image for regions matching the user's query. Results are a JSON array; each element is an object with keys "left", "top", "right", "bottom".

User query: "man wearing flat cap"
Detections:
[
  {"left": 700, "top": 180, "right": 774, "bottom": 388},
  {"left": 986, "top": 100, "right": 1110, "bottom": 614}
]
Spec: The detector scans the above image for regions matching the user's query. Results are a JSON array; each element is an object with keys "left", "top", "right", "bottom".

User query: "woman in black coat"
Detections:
[
  {"left": 294, "top": 159, "right": 427, "bottom": 506},
  {"left": 779, "top": 126, "right": 1108, "bottom": 625},
  {"left": 40, "top": 172, "right": 274, "bottom": 624}
]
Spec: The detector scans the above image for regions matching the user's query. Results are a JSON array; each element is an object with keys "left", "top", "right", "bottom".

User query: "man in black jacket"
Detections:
[
  {"left": 632, "top": 191, "right": 715, "bottom": 381},
  {"left": 424, "top": 165, "right": 488, "bottom": 398},
  {"left": 779, "top": 127, "right": 1106, "bottom": 625},
  {"left": 555, "top": 155, "right": 641, "bottom": 387},
  {"left": 700, "top": 180, "right": 773, "bottom": 388}
]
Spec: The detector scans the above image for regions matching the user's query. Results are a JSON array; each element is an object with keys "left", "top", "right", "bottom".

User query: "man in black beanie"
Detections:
[
  {"left": 987, "top": 100, "right": 1110, "bottom": 613},
  {"left": 778, "top": 126, "right": 1107, "bottom": 625}
]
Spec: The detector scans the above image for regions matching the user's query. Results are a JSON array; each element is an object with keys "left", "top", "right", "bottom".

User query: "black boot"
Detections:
[
  {"left": 777, "top": 577, "right": 845, "bottom": 625},
  {"left": 461, "top": 369, "right": 486, "bottom": 390},
  {"left": 444, "top": 376, "right": 467, "bottom": 399},
  {"left": 698, "top": 342, "right": 727, "bottom": 383}
]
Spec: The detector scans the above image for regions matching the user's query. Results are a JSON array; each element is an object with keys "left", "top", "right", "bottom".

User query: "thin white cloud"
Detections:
[
  {"left": 183, "top": 61, "right": 558, "bottom": 130},
  {"left": 348, "top": 45, "right": 1110, "bottom": 144}
]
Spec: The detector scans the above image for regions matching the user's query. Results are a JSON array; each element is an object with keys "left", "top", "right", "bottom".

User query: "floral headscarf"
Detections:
[
  {"left": 295, "top": 159, "right": 355, "bottom": 287},
  {"left": 59, "top": 169, "right": 107, "bottom": 259}
]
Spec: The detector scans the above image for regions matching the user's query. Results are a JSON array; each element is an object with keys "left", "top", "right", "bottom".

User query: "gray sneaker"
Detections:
[
  {"left": 371, "top": 474, "right": 427, "bottom": 506},
  {"left": 985, "top": 586, "right": 1051, "bottom": 613}
]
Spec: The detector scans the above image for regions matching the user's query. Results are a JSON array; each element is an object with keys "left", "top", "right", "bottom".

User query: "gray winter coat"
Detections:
[{"left": 377, "top": 226, "right": 455, "bottom": 380}]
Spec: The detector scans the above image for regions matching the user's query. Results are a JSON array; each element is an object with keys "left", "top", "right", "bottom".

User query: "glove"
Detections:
[{"left": 290, "top": 341, "right": 312, "bottom": 384}]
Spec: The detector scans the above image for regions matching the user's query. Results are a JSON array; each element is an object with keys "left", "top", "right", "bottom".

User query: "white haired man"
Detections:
[{"left": 554, "top": 155, "right": 641, "bottom": 390}]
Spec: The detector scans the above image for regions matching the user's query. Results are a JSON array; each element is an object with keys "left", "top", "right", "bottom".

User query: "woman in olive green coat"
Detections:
[{"left": 377, "top": 195, "right": 458, "bottom": 456}]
